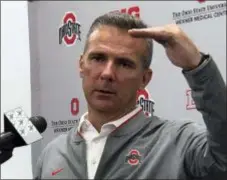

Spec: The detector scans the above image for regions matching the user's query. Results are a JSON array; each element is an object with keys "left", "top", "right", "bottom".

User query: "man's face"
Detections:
[{"left": 79, "top": 25, "right": 152, "bottom": 113}]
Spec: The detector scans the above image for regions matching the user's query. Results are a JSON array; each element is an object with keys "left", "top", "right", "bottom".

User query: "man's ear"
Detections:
[
  {"left": 140, "top": 68, "right": 152, "bottom": 89},
  {"left": 79, "top": 54, "right": 84, "bottom": 78}
]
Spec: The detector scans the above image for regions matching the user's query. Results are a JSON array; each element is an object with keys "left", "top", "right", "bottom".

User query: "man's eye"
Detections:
[
  {"left": 120, "top": 62, "right": 132, "bottom": 68},
  {"left": 92, "top": 56, "right": 105, "bottom": 62}
]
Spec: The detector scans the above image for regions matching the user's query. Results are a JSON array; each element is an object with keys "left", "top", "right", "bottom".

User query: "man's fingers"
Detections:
[
  {"left": 128, "top": 27, "right": 170, "bottom": 40},
  {"left": 128, "top": 26, "right": 175, "bottom": 47}
]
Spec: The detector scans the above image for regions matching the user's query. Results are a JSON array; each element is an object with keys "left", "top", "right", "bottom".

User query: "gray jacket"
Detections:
[{"left": 35, "top": 55, "right": 227, "bottom": 179}]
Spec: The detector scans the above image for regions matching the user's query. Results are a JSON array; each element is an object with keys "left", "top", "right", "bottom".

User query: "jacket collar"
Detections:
[{"left": 71, "top": 110, "right": 163, "bottom": 142}]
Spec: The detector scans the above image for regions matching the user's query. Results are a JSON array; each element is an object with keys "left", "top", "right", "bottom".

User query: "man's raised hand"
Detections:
[{"left": 128, "top": 24, "right": 202, "bottom": 70}]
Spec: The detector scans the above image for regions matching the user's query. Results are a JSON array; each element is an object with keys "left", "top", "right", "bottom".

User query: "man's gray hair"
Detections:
[{"left": 84, "top": 12, "right": 153, "bottom": 69}]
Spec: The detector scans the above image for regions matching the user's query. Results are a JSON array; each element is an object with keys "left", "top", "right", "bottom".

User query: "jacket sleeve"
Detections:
[
  {"left": 33, "top": 150, "right": 45, "bottom": 180},
  {"left": 33, "top": 156, "right": 42, "bottom": 179},
  {"left": 182, "top": 54, "right": 227, "bottom": 179}
]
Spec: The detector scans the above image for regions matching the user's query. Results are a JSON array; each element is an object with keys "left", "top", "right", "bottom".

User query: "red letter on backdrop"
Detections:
[
  {"left": 71, "top": 98, "right": 79, "bottom": 116},
  {"left": 128, "top": 6, "right": 140, "bottom": 18}
]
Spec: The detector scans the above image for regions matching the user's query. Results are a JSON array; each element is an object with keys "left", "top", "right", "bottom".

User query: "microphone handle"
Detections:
[
  {"left": 0, "top": 148, "right": 13, "bottom": 164},
  {"left": 0, "top": 132, "right": 15, "bottom": 164}
]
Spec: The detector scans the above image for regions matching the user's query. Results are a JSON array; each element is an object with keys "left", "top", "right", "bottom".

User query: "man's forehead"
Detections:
[{"left": 87, "top": 25, "right": 147, "bottom": 54}]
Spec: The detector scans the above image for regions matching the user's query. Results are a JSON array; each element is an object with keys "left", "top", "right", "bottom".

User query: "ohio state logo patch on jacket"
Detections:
[{"left": 125, "top": 149, "right": 142, "bottom": 166}]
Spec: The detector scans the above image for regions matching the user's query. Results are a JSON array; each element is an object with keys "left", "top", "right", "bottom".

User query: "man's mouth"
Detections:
[{"left": 96, "top": 89, "right": 116, "bottom": 94}]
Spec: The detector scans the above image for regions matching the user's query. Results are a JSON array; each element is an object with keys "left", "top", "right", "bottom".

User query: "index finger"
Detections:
[{"left": 128, "top": 27, "right": 170, "bottom": 40}]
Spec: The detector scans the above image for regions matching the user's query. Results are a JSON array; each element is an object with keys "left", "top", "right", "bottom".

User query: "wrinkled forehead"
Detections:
[{"left": 87, "top": 25, "right": 148, "bottom": 56}]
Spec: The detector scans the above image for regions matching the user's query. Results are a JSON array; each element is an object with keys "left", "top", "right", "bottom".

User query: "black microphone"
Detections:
[{"left": 0, "top": 107, "right": 47, "bottom": 164}]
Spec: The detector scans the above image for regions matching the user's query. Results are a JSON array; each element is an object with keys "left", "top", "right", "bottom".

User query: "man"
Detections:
[{"left": 35, "top": 12, "right": 227, "bottom": 179}]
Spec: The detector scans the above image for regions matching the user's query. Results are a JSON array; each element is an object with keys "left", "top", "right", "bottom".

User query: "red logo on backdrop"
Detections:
[
  {"left": 136, "top": 89, "right": 155, "bottom": 117},
  {"left": 125, "top": 149, "right": 141, "bottom": 166},
  {"left": 186, "top": 89, "right": 196, "bottom": 110},
  {"left": 197, "top": 0, "right": 206, "bottom": 3},
  {"left": 59, "top": 12, "right": 81, "bottom": 46},
  {"left": 71, "top": 98, "right": 79, "bottom": 116},
  {"left": 110, "top": 6, "right": 140, "bottom": 18}
]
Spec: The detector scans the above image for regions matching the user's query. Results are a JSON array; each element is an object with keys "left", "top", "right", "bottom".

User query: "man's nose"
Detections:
[{"left": 100, "top": 60, "right": 115, "bottom": 81}]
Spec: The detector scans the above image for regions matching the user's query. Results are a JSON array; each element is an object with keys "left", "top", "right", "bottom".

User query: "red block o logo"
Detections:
[
  {"left": 63, "top": 12, "right": 77, "bottom": 45},
  {"left": 71, "top": 98, "right": 79, "bottom": 116}
]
